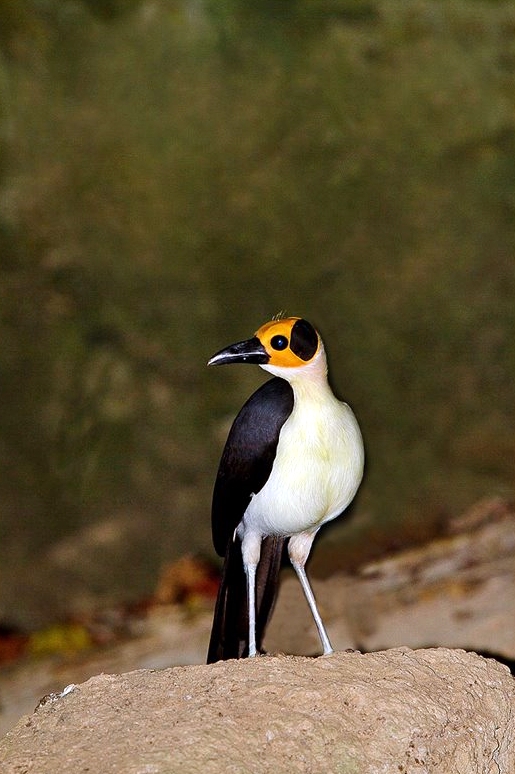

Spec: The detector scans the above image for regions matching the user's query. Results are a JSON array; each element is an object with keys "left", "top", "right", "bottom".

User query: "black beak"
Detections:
[{"left": 207, "top": 336, "right": 269, "bottom": 366}]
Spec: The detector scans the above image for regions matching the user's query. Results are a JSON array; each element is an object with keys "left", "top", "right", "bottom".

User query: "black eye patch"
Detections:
[
  {"left": 290, "top": 319, "right": 318, "bottom": 360},
  {"left": 271, "top": 334, "right": 288, "bottom": 350}
]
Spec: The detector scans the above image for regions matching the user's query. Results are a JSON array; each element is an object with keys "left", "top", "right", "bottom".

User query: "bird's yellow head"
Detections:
[{"left": 208, "top": 317, "right": 321, "bottom": 369}]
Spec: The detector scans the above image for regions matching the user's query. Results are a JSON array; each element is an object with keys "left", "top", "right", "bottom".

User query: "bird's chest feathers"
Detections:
[
  {"left": 245, "top": 394, "right": 362, "bottom": 536},
  {"left": 279, "top": 405, "right": 335, "bottom": 467}
]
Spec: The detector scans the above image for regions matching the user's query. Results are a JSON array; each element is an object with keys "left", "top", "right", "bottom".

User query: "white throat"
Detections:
[{"left": 259, "top": 344, "right": 329, "bottom": 390}]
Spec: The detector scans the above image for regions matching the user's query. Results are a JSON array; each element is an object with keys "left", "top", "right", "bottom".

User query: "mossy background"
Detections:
[{"left": 0, "top": 0, "right": 513, "bottom": 626}]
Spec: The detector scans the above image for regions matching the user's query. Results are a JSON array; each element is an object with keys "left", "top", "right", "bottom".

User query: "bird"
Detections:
[{"left": 206, "top": 316, "right": 364, "bottom": 663}]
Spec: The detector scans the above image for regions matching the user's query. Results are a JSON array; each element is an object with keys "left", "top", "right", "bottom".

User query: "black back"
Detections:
[
  {"left": 211, "top": 377, "right": 294, "bottom": 556},
  {"left": 207, "top": 377, "right": 294, "bottom": 662}
]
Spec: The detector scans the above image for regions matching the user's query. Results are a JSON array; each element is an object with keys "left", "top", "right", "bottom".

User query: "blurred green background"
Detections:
[{"left": 0, "top": 0, "right": 513, "bottom": 628}]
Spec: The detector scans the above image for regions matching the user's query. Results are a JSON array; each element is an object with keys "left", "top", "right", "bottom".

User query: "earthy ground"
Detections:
[
  {"left": 0, "top": 498, "right": 513, "bottom": 770},
  {"left": 1, "top": 648, "right": 514, "bottom": 773}
]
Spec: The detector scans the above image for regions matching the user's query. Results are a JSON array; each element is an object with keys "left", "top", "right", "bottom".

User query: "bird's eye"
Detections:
[{"left": 270, "top": 335, "right": 288, "bottom": 351}]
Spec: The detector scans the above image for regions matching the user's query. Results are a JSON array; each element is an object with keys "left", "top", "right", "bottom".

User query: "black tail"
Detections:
[{"left": 206, "top": 535, "right": 285, "bottom": 663}]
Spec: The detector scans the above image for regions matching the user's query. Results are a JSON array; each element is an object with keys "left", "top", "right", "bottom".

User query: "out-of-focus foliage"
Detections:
[{"left": 0, "top": 0, "right": 513, "bottom": 621}]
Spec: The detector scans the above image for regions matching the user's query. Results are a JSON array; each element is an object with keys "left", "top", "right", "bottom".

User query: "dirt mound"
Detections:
[{"left": 1, "top": 647, "right": 513, "bottom": 773}]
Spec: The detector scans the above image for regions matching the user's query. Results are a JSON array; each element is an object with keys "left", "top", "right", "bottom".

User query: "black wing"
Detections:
[
  {"left": 211, "top": 377, "right": 294, "bottom": 555},
  {"left": 207, "top": 377, "right": 294, "bottom": 662}
]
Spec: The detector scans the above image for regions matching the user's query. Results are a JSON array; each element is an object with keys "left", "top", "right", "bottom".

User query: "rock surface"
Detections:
[
  {"left": 1, "top": 498, "right": 514, "bottom": 740},
  {"left": 0, "top": 648, "right": 513, "bottom": 774}
]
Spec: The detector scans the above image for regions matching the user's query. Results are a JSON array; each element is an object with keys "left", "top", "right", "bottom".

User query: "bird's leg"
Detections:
[
  {"left": 240, "top": 528, "right": 262, "bottom": 658},
  {"left": 292, "top": 562, "right": 333, "bottom": 655},
  {"left": 245, "top": 563, "right": 257, "bottom": 657},
  {"left": 288, "top": 531, "right": 334, "bottom": 656}
]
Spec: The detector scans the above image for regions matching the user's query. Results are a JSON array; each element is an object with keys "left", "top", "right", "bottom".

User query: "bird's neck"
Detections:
[{"left": 261, "top": 346, "right": 335, "bottom": 402}]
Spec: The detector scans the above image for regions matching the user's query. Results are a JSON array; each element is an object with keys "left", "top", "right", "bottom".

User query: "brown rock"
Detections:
[{"left": 1, "top": 648, "right": 513, "bottom": 773}]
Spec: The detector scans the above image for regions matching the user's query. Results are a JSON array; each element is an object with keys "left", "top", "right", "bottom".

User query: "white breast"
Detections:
[{"left": 243, "top": 392, "right": 364, "bottom": 538}]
